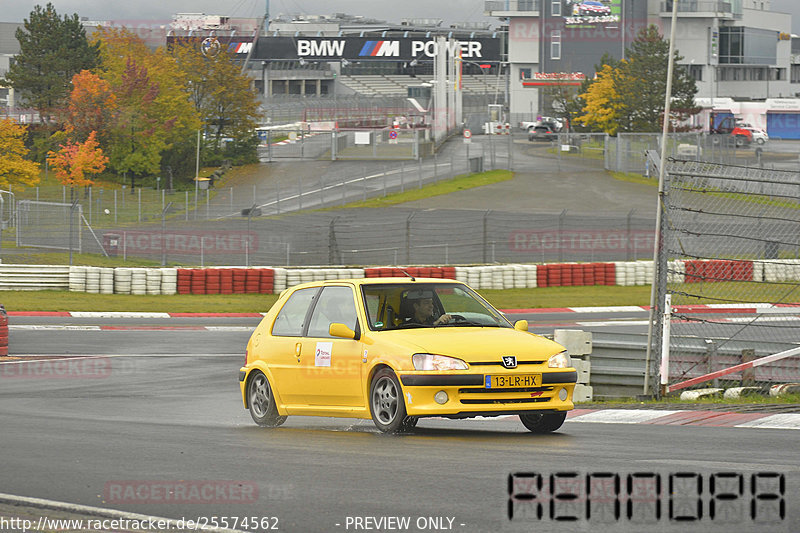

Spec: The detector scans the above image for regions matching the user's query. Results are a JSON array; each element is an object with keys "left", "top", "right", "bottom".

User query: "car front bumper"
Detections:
[{"left": 398, "top": 370, "right": 577, "bottom": 417}]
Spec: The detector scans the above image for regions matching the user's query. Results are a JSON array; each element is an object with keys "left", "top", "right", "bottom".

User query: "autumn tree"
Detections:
[
  {"left": 3, "top": 3, "right": 99, "bottom": 124},
  {"left": 0, "top": 119, "right": 41, "bottom": 189},
  {"left": 577, "top": 25, "right": 698, "bottom": 134},
  {"left": 91, "top": 28, "right": 200, "bottom": 187},
  {"left": 63, "top": 70, "right": 117, "bottom": 145},
  {"left": 577, "top": 64, "right": 623, "bottom": 135},
  {"left": 48, "top": 131, "right": 107, "bottom": 195},
  {"left": 171, "top": 39, "right": 260, "bottom": 161}
]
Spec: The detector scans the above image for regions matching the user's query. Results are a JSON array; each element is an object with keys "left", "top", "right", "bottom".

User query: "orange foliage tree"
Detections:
[
  {"left": 48, "top": 131, "right": 108, "bottom": 190},
  {"left": 64, "top": 70, "right": 117, "bottom": 144}
]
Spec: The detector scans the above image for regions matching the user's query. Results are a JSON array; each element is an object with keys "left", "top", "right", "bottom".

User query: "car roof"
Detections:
[{"left": 288, "top": 277, "right": 463, "bottom": 290}]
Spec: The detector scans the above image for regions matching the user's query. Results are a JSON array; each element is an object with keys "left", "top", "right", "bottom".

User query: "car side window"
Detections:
[
  {"left": 271, "top": 288, "right": 318, "bottom": 337},
  {"left": 307, "top": 286, "right": 358, "bottom": 338}
]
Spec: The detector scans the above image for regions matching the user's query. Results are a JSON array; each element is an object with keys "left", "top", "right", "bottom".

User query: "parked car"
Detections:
[
  {"left": 528, "top": 125, "right": 558, "bottom": 141},
  {"left": 743, "top": 127, "right": 768, "bottom": 145},
  {"left": 520, "top": 116, "right": 563, "bottom": 133},
  {"left": 239, "top": 278, "right": 576, "bottom": 434},
  {"left": 578, "top": 1, "right": 611, "bottom": 16}
]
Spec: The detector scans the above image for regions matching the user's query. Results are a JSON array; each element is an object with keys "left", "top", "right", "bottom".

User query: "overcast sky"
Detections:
[
  {"left": 2, "top": 0, "right": 799, "bottom": 32},
  {"left": 1, "top": 0, "right": 494, "bottom": 26}
]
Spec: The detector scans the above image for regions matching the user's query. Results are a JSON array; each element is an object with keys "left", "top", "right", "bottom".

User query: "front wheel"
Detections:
[
  {"left": 370, "top": 368, "right": 408, "bottom": 433},
  {"left": 756, "top": 138, "right": 766, "bottom": 145},
  {"left": 519, "top": 412, "right": 567, "bottom": 433},
  {"left": 734, "top": 135, "right": 746, "bottom": 147},
  {"left": 247, "top": 371, "right": 287, "bottom": 427}
]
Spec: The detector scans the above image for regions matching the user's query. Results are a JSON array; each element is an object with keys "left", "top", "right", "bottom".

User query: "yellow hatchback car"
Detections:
[{"left": 239, "top": 278, "right": 576, "bottom": 433}]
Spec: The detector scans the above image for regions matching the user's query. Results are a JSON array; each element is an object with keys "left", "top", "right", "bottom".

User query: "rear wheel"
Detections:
[
  {"left": 247, "top": 371, "right": 287, "bottom": 427},
  {"left": 519, "top": 412, "right": 567, "bottom": 433},
  {"left": 369, "top": 368, "right": 407, "bottom": 433},
  {"left": 734, "top": 135, "right": 746, "bottom": 147}
]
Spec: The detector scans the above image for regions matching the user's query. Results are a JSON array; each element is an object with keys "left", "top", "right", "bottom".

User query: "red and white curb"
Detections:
[
  {"left": 9, "top": 304, "right": 800, "bottom": 319},
  {"left": 9, "top": 325, "right": 254, "bottom": 331},
  {"left": 567, "top": 408, "right": 800, "bottom": 430}
]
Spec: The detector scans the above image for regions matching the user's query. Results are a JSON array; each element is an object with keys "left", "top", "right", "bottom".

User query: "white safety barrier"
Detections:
[
  {"left": 161, "top": 268, "right": 178, "bottom": 295},
  {"left": 0, "top": 264, "right": 71, "bottom": 291}
]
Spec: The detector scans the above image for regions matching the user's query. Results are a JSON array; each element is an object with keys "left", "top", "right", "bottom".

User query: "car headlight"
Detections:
[
  {"left": 412, "top": 353, "right": 468, "bottom": 371},
  {"left": 547, "top": 350, "right": 572, "bottom": 369}
]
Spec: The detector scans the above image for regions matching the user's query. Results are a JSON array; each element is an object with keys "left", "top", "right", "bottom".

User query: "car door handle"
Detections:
[{"left": 295, "top": 342, "right": 302, "bottom": 361}]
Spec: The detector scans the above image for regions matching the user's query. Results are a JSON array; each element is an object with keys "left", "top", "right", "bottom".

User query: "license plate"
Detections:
[{"left": 485, "top": 374, "right": 539, "bottom": 388}]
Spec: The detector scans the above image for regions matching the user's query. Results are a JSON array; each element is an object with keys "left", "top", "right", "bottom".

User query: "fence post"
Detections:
[
  {"left": 418, "top": 157, "right": 422, "bottom": 189},
  {"left": 114, "top": 190, "right": 118, "bottom": 224},
  {"left": 507, "top": 125, "right": 513, "bottom": 171},
  {"left": 400, "top": 160, "right": 405, "bottom": 192},
  {"left": 627, "top": 209, "right": 634, "bottom": 261},
  {"left": 433, "top": 153, "right": 438, "bottom": 181},
  {"left": 298, "top": 176, "right": 302, "bottom": 211},
  {"left": 482, "top": 210, "right": 490, "bottom": 263},
  {"left": 383, "top": 165, "right": 387, "bottom": 197},
  {"left": 138, "top": 188, "right": 142, "bottom": 222},
  {"left": 185, "top": 191, "right": 189, "bottom": 221},
  {"left": 406, "top": 212, "right": 416, "bottom": 264},
  {"left": 558, "top": 209, "right": 567, "bottom": 263},
  {"left": 659, "top": 294, "right": 672, "bottom": 397},
  {"left": 741, "top": 349, "right": 756, "bottom": 386}
]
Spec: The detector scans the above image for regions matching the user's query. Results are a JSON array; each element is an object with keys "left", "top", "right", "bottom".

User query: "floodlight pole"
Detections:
[{"left": 644, "top": 0, "right": 679, "bottom": 397}]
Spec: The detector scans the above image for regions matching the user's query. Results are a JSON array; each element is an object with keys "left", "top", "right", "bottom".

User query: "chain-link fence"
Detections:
[
  {"left": 655, "top": 159, "right": 800, "bottom": 392},
  {"left": 519, "top": 131, "right": 797, "bottom": 175},
  {"left": 19, "top": 206, "right": 655, "bottom": 267}
]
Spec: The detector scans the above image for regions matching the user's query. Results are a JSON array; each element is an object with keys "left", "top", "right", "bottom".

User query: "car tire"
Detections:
[
  {"left": 734, "top": 135, "right": 746, "bottom": 147},
  {"left": 247, "top": 371, "right": 287, "bottom": 428},
  {"left": 369, "top": 368, "right": 407, "bottom": 433},
  {"left": 756, "top": 138, "right": 765, "bottom": 145},
  {"left": 519, "top": 412, "right": 567, "bottom": 433}
]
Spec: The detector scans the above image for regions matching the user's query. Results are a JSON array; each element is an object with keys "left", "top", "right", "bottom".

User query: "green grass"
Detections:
[
  {"left": 0, "top": 285, "right": 653, "bottom": 312},
  {"left": 0, "top": 291, "right": 278, "bottom": 313},
  {"left": 10, "top": 163, "right": 257, "bottom": 226},
  {"left": 331, "top": 170, "right": 513, "bottom": 209},
  {"left": 610, "top": 171, "right": 658, "bottom": 186}
]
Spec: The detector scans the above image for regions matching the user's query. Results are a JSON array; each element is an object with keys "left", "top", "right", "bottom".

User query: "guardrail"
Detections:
[{"left": 589, "top": 332, "right": 800, "bottom": 399}]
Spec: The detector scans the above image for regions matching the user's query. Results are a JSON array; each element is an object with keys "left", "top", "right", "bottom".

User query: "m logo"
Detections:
[
  {"left": 501, "top": 356, "right": 517, "bottom": 369},
  {"left": 359, "top": 41, "right": 400, "bottom": 57}
]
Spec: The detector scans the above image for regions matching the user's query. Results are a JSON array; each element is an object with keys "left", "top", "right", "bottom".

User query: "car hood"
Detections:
[{"left": 374, "top": 327, "right": 565, "bottom": 361}]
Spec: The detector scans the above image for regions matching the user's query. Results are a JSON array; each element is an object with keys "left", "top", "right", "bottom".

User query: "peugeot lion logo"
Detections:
[{"left": 501, "top": 356, "right": 517, "bottom": 368}]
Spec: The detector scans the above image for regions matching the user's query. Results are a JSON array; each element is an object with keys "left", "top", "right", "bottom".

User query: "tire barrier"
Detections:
[
  {"left": 0, "top": 304, "right": 8, "bottom": 356},
  {"left": 6, "top": 260, "right": 800, "bottom": 296}
]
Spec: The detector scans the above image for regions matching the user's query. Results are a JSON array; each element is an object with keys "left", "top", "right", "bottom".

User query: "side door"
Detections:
[
  {"left": 299, "top": 285, "right": 364, "bottom": 407},
  {"left": 266, "top": 286, "right": 320, "bottom": 406}
]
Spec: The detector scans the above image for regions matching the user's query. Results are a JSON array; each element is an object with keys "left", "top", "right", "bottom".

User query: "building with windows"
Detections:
[{"left": 486, "top": 0, "right": 799, "bottom": 134}]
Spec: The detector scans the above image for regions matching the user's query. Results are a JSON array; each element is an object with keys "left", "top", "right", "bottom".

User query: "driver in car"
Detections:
[{"left": 406, "top": 290, "right": 452, "bottom": 326}]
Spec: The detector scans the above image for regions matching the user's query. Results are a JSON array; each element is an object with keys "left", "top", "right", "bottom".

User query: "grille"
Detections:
[
  {"left": 457, "top": 385, "right": 554, "bottom": 405},
  {"left": 458, "top": 386, "right": 553, "bottom": 394},
  {"left": 460, "top": 397, "right": 551, "bottom": 405}
]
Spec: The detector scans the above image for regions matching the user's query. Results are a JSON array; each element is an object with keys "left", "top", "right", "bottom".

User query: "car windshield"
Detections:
[{"left": 361, "top": 283, "right": 512, "bottom": 331}]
